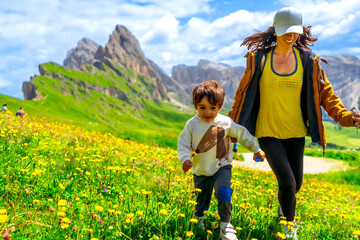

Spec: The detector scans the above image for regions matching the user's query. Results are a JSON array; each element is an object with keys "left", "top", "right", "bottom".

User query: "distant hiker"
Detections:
[
  {"left": 16, "top": 107, "right": 27, "bottom": 117},
  {"left": 229, "top": 6, "right": 360, "bottom": 239},
  {"left": 177, "top": 80, "right": 265, "bottom": 240},
  {"left": 1, "top": 103, "right": 7, "bottom": 113}
]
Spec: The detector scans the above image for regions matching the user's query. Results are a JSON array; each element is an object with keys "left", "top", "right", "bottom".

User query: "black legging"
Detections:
[{"left": 258, "top": 137, "right": 305, "bottom": 221}]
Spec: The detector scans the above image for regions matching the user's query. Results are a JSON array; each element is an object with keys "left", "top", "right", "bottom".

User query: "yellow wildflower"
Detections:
[
  {"left": 188, "top": 200, "right": 197, "bottom": 206},
  {"left": 276, "top": 232, "right": 286, "bottom": 239},
  {"left": 189, "top": 218, "right": 198, "bottom": 223},
  {"left": 186, "top": 231, "right": 194, "bottom": 237},
  {"left": 61, "top": 217, "right": 70, "bottom": 223},
  {"left": 58, "top": 200, "right": 67, "bottom": 206},
  {"left": 142, "top": 190, "right": 152, "bottom": 196},
  {"left": 0, "top": 215, "right": 8, "bottom": 223},
  {"left": 211, "top": 222, "right": 219, "bottom": 229},
  {"left": 59, "top": 207, "right": 67, "bottom": 212},
  {"left": 279, "top": 220, "right": 287, "bottom": 225},
  {"left": 95, "top": 206, "right": 104, "bottom": 212},
  {"left": 57, "top": 212, "right": 66, "bottom": 217},
  {"left": 61, "top": 224, "right": 69, "bottom": 229},
  {"left": 287, "top": 221, "right": 294, "bottom": 227},
  {"left": 159, "top": 209, "right": 168, "bottom": 215},
  {"left": 125, "top": 218, "right": 134, "bottom": 224}
]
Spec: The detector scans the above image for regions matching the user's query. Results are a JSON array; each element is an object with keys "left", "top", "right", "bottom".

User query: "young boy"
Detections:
[{"left": 177, "top": 80, "right": 265, "bottom": 240}]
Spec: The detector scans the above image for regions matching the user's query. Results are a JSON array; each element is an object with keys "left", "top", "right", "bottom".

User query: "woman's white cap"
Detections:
[{"left": 273, "top": 7, "right": 303, "bottom": 36}]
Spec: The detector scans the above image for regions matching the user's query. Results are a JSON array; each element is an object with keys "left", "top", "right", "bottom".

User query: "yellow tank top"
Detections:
[{"left": 255, "top": 47, "right": 308, "bottom": 139}]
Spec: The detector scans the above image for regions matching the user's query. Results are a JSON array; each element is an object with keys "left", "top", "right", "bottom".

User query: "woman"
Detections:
[{"left": 229, "top": 6, "right": 360, "bottom": 239}]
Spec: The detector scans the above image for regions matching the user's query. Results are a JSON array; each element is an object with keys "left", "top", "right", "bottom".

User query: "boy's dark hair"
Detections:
[{"left": 192, "top": 80, "right": 225, "bottom": 108}]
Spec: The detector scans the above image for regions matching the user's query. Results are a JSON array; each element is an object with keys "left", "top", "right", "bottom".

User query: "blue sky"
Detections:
[{"left": 1, "top": 0, "right": 360, "bottom": 99}]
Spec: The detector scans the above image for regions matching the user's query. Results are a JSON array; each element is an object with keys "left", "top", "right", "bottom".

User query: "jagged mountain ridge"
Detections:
[
  {"left": 23, "top": 25, "right": 169, "bottom": 105},
  {"left": 61, "top": 28, "right": 189, "bottom": 107},
  {"left": 171, "top": 60, "right": 245, "bottom": 108},
  {"left": 170, "top": 56, "right": 360, "bottom": 112}
]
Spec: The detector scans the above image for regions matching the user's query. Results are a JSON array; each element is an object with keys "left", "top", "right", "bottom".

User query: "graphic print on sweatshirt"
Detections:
[{"left": 195, "top": 125, "right": 229, "bottom": 161}]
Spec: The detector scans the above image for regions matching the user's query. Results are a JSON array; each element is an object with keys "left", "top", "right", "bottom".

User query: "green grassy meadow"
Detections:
[
  {"left": 1, "top": 60, "right": 360, "bottom": 239},
  {"left": 1, "top": 112, "right": 360, "bottom": 240}
]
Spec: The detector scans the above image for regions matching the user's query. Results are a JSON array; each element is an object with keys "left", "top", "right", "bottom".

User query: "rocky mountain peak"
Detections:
[
  {"left": 63, "top": 38, "right": 99, "bottom": 70},
  {"left": 105, "top": 25, "right": 145, "bottom": 63},
  {"left": 171, "top": 60, "right": 245, "bottom": 108},
  {"left": 92, "top": 25, "right": 168, "bottom": 101},
  {"left": 320, "top": 55, "right": 360, "bottom": 110},
  {"left": 325, "top": 54, "right": 360, "bottom": 65},
  {"left": 198, "top": 59, "right": 231, "bottom": 70}
]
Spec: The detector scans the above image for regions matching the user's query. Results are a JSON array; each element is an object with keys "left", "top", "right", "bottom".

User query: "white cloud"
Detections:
[
  {"left": 142, "top": 15, "right": 179, "bottom": 45},
  {"left": 347, "top": 47, "right": 360, "bottom": 53},
  {"left": 0, "top": 77, "right": 10, "bottom": 88},
  {"left": 281, "top": 0, "right": 360, "bottom": 38}
]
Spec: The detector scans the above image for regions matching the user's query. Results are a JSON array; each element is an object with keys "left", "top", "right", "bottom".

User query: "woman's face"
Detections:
[{"left": 277, "top": 32, "right": 299, "bottom": 47}]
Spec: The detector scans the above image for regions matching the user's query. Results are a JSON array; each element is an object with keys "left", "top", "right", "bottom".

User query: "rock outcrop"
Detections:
[
  {"left": 22, "top": 78, "right": 40, "bottom": 100},
  {"left": 171, "top": 60, "right": 245, "bottom": 108},
  {"left": 93, "top": 25, "right": 168, "bottom": 101},
  {"left": 148, "top": 59, "right": 191, "bottom": 106},
  {"left": 63, "top": 38, "right": 99, "bottom": 70},
  {"left": 321, "top": 54, "right": 360, "bottom": 110}
]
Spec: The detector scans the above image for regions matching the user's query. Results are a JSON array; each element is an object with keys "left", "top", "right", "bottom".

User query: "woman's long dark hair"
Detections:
[{"left": 241, "top": 26, "right": 318, "bottom": 51}]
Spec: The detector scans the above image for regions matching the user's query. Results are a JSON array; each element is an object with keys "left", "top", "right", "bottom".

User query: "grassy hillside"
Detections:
[{"left": 2, "top": 62, "right": 194, "bottom": 149}]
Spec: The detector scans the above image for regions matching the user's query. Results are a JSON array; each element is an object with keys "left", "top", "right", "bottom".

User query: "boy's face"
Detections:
[{"left": 195, "top": 96, "right": 221, "bottom": 123}]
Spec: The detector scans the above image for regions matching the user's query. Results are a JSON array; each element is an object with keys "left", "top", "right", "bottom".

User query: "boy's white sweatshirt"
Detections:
[{"left": 177, "top": 114, "right": 261, "bottom": 176}]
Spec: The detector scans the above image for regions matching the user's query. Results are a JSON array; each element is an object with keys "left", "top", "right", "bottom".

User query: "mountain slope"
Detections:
[{"left": 18, "top": 25, "right": 194, "bottom": 148}]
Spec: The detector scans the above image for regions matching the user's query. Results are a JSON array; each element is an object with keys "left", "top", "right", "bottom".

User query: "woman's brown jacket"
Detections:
[{"left": 229, "top": 47, "right": 356, "bottom": 151}]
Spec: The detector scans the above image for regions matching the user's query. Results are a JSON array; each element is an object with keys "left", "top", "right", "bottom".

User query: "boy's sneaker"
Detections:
[
  {"left": 220, "top": 222, "right": 238, "bottom": 240},
  {"left": 194, "top": 215, "right": 205, "bottom": 230},
  {"left": 283, "top": 221, "right": 300, "bottom": 240}
]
